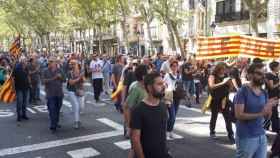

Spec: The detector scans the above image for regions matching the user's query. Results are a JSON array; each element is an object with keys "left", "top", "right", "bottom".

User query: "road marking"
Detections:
[
  {"left": 67, "top": 147, "right": 100, "bottom": 158},
  {"left": 180, "top": 105, "right": 211, "bottom": 115},
  {"left": 0, "top": 118, "right": 123, "bottom": 157},
  {"left": 114, "top": 140, "right": 131, "bottom": 150},
  {"left": 26, "top": 107, "right": 36, "bottom": 114},
  {"left": 97, "top": 118, "right": 123, "bottom": 131},
  {"left": 114, "top": 133, "right": 184, "bottom": 150}
]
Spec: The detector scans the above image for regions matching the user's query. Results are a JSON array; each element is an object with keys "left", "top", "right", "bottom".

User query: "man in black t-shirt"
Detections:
[
  {"left": 130, "top": 72, "right": 170, "bottom": 158},
  {"left": 13, "top": 57, "right": 31, "bottom": 122},
  {"left": 265, "top": 61, "right": 280, "bottom": 133},
  {"left": 181, "top": 61, "right": 196, "bottom": 107}
]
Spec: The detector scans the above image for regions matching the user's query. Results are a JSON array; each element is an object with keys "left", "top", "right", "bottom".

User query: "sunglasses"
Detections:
[{"left": 254, "top": 71, "right": 264, "bottom": 76}]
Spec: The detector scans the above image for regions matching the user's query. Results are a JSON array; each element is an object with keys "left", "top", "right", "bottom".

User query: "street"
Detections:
[{"left": 0, "top": 82, "right": 277, "bottom": 158}]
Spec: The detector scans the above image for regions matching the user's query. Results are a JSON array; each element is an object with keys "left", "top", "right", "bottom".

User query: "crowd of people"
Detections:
[{"left": 0, "top": 51, "right": 279, "bottom": 158}]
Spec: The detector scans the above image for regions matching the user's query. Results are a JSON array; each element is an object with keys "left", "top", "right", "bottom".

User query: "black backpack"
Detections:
[{"left": 169, "top": 73, "right": 186, "bottom": 99}]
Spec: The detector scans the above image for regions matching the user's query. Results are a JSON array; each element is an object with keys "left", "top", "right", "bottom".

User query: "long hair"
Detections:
[{"left": 212, "top": 62, "right": 226, "bottom": 76}]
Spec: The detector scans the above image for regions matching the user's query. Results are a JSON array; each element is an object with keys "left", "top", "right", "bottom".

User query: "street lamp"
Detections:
[
  {"left": 210, "top": 22, "right": 216, "bottom": 36},
  {"left": 136, "top": 31, "right": 140, "bottom": 56}
]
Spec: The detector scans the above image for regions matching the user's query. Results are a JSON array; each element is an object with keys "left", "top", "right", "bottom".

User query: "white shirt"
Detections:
[
  {"left": 90, "top": 59, "right": 104, "bottom": 79},
  {"left": 160, "top": 61, "right": 171, "bottom": 74},
  {"left": 164, "top": 72, "right": 179, "bottom": 91}
]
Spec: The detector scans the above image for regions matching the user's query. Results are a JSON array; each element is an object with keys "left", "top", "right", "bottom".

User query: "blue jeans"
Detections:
[
  {"left": 167, "top": 98, "right": 180, "bottom": 132},
  {"left": 16, "top": 89, "right": 29, "bottom": 118},
  {"left": 183, "top": 80, "right": 195, "bottom": 96},
  {"left": 47, "top": 96, "right": 63, "bottom": 129},
  {"left": 236, "top": 135, "right": 267, "bottom": 158}
]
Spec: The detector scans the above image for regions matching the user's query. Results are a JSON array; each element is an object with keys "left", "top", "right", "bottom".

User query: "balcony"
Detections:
[{"left": 215, "top": 11, "right": 250, "bottom": 23}]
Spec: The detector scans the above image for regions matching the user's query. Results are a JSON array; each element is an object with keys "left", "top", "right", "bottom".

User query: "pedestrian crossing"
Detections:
[{"left": 0, "top": 116, "right": 184, "bottom": 158}]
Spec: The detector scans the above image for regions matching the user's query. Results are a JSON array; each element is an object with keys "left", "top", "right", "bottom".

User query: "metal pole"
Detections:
[{"left": 205, "top": 0, "right": 208, "bottom": 36}]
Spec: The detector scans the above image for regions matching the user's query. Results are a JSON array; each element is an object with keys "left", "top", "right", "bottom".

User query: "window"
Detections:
[
  {"left": 216, "top": 1, "right": 224, "bottom": 16},
  {"left": 189, "top": 0, "right": 195, "bottom": 9}
]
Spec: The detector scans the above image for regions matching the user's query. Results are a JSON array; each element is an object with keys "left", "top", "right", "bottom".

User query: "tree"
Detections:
[
  {"left": 242, "top": 0, "right": 269, "bottom": 37},
  {"left": 134, "top": 0, "right": 155, "bottom": 55},
  {"left": 152, "top": 0, "right": 188, "bottom": 56}
]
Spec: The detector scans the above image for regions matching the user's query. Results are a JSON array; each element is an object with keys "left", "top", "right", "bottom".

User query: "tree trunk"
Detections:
[
  {"left": 171, "top": 21, "right": 185, "bottom": 57},
  {"left": 146, "top": 20, "right": 154, "bottom": 56},
  {"left": 166, "top": 20, "right": 176, "bottom": 52},
  {"left": 249, "top": 10, "right": 259, "bottom": 37},
  {"left": 46, "top": 32, "right": 51, "bottom": 53},
  {"left": 98, "top": 26, "right": 103, "bottom": 55},
  {"left": 121, "top": 20, "right": 129, "bottom": 54}
]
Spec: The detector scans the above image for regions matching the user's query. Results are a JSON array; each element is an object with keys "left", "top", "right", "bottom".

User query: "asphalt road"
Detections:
[{"left": 0, "top": 83, "right": 277, "bottom": 158}]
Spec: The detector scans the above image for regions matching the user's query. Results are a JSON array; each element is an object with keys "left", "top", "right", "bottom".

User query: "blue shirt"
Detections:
[
  {"left": 154, "top": 59, "right": 163, "bottom": 72},
  {"left": 234, "top": 86, "right": 267, "bottom": 138}
]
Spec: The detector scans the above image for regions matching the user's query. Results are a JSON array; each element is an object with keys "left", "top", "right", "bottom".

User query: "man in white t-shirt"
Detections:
[{"left": 90, "top": 53, "right": 104, "bottom": 103}]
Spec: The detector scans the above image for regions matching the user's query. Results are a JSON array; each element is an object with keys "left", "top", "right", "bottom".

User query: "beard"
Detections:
[
  {"left": 252, "top": 78, "right": 265, "bottom": 86},
  {"left": 152, "top": 88, "right": 165, "bottom": 99}
]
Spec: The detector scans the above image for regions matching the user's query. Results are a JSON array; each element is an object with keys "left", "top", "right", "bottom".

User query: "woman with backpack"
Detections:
[{"left": 164, "top": 60, "right": 182, "bottom": 139}]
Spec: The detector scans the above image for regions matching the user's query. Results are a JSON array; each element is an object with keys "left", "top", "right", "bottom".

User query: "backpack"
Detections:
[{"left": 169, "top": 73, "right": 186, "bottom": 99}]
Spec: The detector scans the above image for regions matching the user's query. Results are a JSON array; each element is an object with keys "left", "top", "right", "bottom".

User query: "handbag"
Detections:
[{"left": 75, "top": 88, "right": 84, "bottom": 97}]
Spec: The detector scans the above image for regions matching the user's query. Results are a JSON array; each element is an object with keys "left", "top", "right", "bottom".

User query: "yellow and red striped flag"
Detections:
[
  {"left": 196, "top": 35, "right": 280, "bottom": 60},
  {"left": 9, "top": 36, "right": 21, "bottom": 58},
  {"left": 0, "top": 76, "right": 16, "bottom": 103}
]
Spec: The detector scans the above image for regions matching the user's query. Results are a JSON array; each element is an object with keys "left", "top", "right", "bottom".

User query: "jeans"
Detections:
[
  {"left": 47, "top": 96, "right": 63, "bottom": 129},
  {"left": 103, "top": 74, "right": 110, "bottom": 94},
  {"left": 167, "top": 96, "right": 180, "bottom": 132},
  {"left": 16, "top": 89, "right": 29, "bottom": 118},
  {"left": 92, "top": 78, "right": 103, "bottom": 101},
  {"left": 183, "top": 80, "right": 195, "bottom": 96},
  {"left": 30, "top": 82, "right": 40, "bottom": 102},
  {"left": 68, "top": 92, "right": 84, "bottom": 122},
  {"left": 236, "top": 135, "right": 267, "bottom": 158}
]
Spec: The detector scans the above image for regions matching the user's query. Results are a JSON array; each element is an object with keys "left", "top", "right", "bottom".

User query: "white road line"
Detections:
[
  {"left": 0, "top": 118, "right": 123, "bottom": 157},
  {"left": 97, "top": 118, "right": 123, "bottom": 131},
  {"left": 84, "top": 82, "right": 91, "bottom": 87},
  {"left": 114, "top": 133, "right": 184, "bottom": 150},
  {"left": 180, "top": 105, "right": 211, "bottom": 115},
  {"left": 26, "top": 107, "right": 36, "bottom": 114},
  {"left": 67, "top": 147, "right": 100, "bottom": 158},
  {"left": 114, "top": 140, "right": 131, "bottom": 150}
]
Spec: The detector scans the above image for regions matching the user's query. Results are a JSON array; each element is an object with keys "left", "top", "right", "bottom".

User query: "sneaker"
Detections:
[
  {"left": 210, "top": 133, "right": 218, "bottom": 140},
  {"left": 228, "top": 135, "right": 235, "bottom": 144},
  {"left": 169, "top": 132, "right": 175, "bottom": 139},
  {"left": 74, "top": 121, "right": 80, "bottom": 129},
  {"left": 166, "top": 132, "right": 171, "bottom": 139}
]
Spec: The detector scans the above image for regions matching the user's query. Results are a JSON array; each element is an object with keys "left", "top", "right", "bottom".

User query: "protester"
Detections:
[
  {"left": 164, "top": 60, "right": 181, "bottom": 139},
  {"left": 130, "top": 72, "right": 170, "bottom": 158},
  {"left": 90, "top": 53, "right": 104, "bottom": 104},
  {"left": 111, "top": 54, "right": 125, "bottom": 112},
  {"left": 208, "top": 62, "right": 235, "bottom": 143},
  {"left": 67, "top": 59, "right": 85, "bottom": 129},
  {"left": 234, "top": 63, "right": 278, "bottom": 158},
  {"left": 13, "top": 56, "right": 30, "bottom": 122},
  {"left": 43, "top": 57, "right": 65, "bottom": 133},
  {"left": 28, "top": 55, "right": 41, "bottom": 105},
  {"left": 265, "top": 61, "right": 280, "bottom": 133}
]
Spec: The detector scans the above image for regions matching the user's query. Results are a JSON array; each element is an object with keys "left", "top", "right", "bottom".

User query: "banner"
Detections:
[{"left": 196, "top": 35, "right": 280, "bottom": 60}]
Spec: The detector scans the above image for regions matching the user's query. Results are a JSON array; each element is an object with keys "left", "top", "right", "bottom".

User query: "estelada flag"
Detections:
[
  {"left": 9, "top": 36, "right": 21, "bottom": 58},
  {"left": 196, "top": 35, "right": 280, "bottom": 60},
  {"left": 0, "top": 76, "right": 16, "bottom": 103}
]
